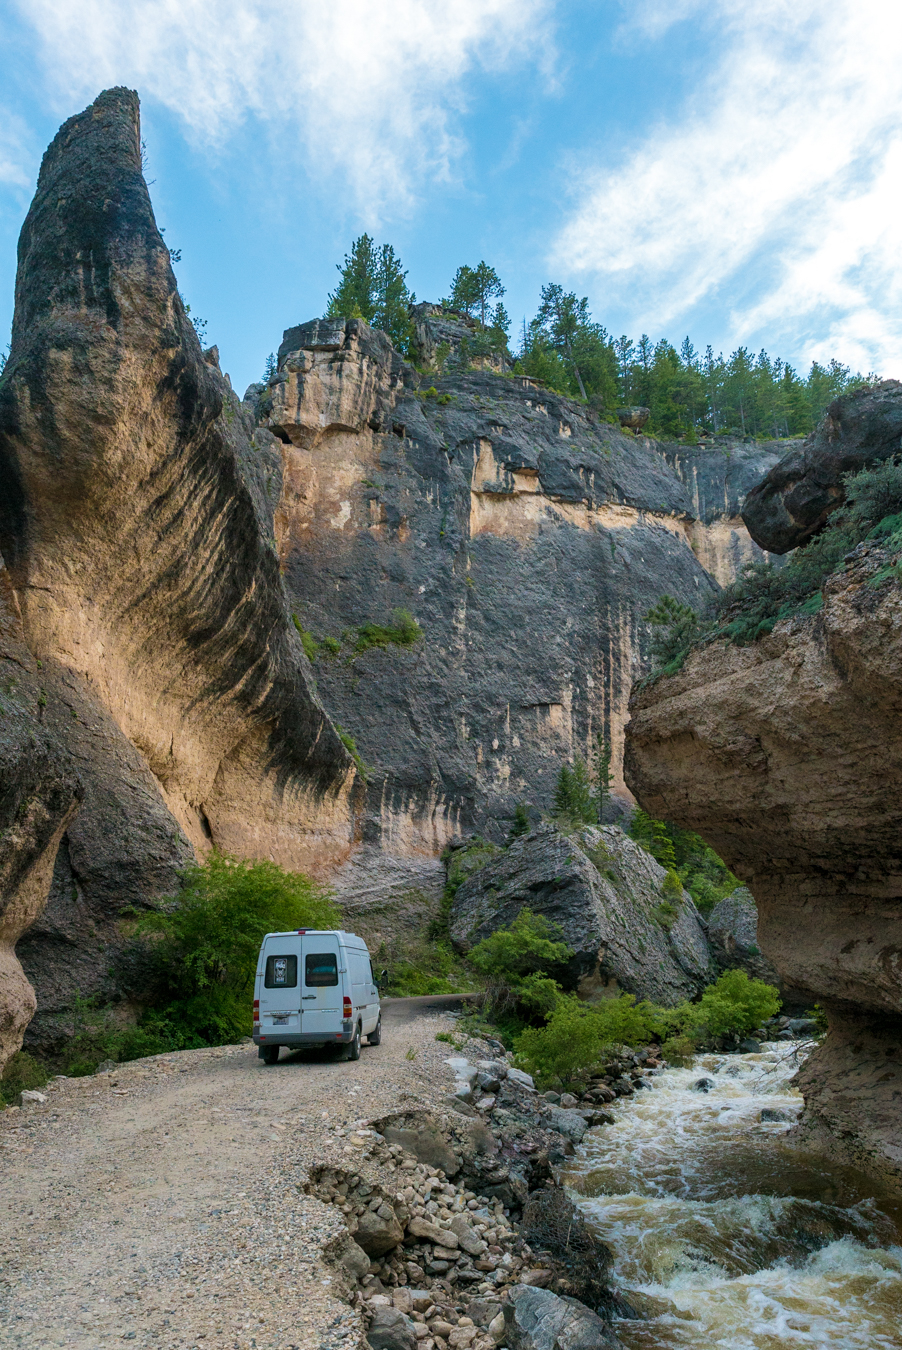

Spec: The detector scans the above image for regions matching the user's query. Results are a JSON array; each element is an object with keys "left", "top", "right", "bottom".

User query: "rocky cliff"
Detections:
[
  {"left": 0, "top": 88, "right": 787, "bottom": 1059},
  {"left": 625, "top": 538, "right": 902, "bottom": 1190},
  {"left": 250, "top": 316, "right": 781, "bottom": 862},
  {"left": 0, "top": 89, "right": 355, "bottom": 1057}
]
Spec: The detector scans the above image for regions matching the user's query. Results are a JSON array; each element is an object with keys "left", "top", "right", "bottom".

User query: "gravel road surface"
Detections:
[{"left": 0, "top": 1001, "right": 463, "bottom": 1350}]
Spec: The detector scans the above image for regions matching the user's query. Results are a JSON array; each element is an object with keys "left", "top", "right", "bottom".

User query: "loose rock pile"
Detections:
[{"left": 308, "top": 1041, "right": 662, "bottom": 1350}]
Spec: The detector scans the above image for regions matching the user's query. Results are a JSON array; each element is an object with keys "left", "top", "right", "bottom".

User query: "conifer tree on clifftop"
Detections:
[{"left": 327, "top": 234, "right": 414, "bottom": 351}]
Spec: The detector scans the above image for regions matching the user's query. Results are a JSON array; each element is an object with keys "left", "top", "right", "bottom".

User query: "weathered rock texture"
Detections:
[
  {"left": 706, "top": 887, "right": 780, "bottom": 986},
  {"left": 742, "top": 380, "right": 902, "bottom": 552},
  {"left": 449, "top": 825, "right": 712, "bottom": 1005},
  {"left": 254, "top": 321, "right": 781, "bottom": 856},
  {"left": 0, "top": 89, "right": 354, "bottom": 1056},
  {"left": 625, "top": 539, "right": 902, "bottom": 1190}
]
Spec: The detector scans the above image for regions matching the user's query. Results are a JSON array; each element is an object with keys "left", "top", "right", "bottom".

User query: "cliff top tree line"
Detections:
[{"left": 301, "top": 233, "right": 875, "bottom": 442}]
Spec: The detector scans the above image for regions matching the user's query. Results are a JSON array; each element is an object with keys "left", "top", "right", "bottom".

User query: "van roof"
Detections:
[{"left": 261, "top": 929, "right": 367, "bottom": 945}]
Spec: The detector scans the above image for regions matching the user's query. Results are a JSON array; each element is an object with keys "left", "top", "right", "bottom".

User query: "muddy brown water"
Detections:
[{"left": 562, "top": 1043, "right": 902, "bottom": 1349}]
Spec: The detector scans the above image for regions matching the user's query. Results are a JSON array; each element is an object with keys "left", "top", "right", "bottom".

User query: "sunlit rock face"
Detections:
[
  {"left": 625, "top": 540, "right": 902, "bottom": 1191},
  {"left": 0, "top": 89, "right": 355, "bottom": 1054},
  {"left": 256, "top": 322, "right": 778, "bottom": 855}
]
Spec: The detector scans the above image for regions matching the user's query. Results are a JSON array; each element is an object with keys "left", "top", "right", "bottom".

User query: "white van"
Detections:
[{"left": 252, "top": 929, "right": 382, "bottom": 1065}]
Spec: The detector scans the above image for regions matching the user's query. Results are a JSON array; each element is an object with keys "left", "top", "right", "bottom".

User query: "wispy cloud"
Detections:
[
  {"left": 0, "top": 109, "right": 37, "bottom": 192},
  {"left": 12, "top": 0, "right": 554, "bottom": 218},
  {"left": 554, "top": 0, "right": 902, "bottom": 372}
]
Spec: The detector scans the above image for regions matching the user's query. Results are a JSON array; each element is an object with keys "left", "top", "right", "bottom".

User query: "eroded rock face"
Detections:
[
  {"left": 624, "top": 540, "right": 902, "bottom": 1189},
  {"left": 255, "top": 323, "right": 780, "bottom": 853},
  {"left": 742, "top": 380, "right": 902, "bottom": 553},
  {"left": 707, "top": 888, "right": 780, "bottom": 986},
  {"left": 0, "top": 89, "right": 355, "bottom": 1049},
  {"left": 449, "top": 825, "right": 712, "bottom": 1005}
]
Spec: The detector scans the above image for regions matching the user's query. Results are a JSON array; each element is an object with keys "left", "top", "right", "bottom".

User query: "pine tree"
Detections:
[
  {"left": 263, "top": 352, "right": 277, "bottom": 382},
  {"left": 507, "top": 801, "right": 531, "bottom": 842},
  {"left": 327, "top": 234, "right": 377, "bottom": 322},
  {"left": 449, "top": 262, "right": 505, "bottom": 325},
  {"left": 591, "top": 736, "right": 613, "bottom": 824}
]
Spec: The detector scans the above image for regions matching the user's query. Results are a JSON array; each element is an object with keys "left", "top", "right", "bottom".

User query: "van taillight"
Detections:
[
  {"left": 253, "top": 998, "right": 260, "bottom": 1026},
  {"left": 343, "top": 996, "right": 352, "bottom": 1018}
]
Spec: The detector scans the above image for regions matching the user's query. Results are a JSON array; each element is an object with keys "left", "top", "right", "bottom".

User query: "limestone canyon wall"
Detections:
[
  {"left": 0, "top": 89, "right": 355, "bottom": 1055},
  {"left": 253, "top": 318, "right": 779, "bottom": 860},
  {"left": 625, "top": 540, "right": 902, "bottom": 1191}
]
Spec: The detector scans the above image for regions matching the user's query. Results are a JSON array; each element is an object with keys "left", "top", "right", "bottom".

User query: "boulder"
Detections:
[
  {"left": 450, "top": 824, "right": 712, "bottom": 1005},
  {"left": 519, "top": 1188, "right": 620, "bottom": 1316},
  {"left": 367, "top": 1308, "right": 418, "bottom": 1350},
  {"left": 503, "top": 1286, "right": 620, "bottom": 1350},
  {"left": 707, "top": 889, "right": 780, "bottom": 985},
  {"left": 355, "top": 1205, "right": 405, "bottom": 1257},
  {"left": 544, "top": 1108, "right": 588, "bottom": 1143},
  {"left": 616, "top": 406, "right": 650, "bottom": 432},
  {"left": 407, "top": 1217, "right": 458, "bottom": 1248},
  {"left": 742, "top": 379, "right": 902, "bottom": 552}
]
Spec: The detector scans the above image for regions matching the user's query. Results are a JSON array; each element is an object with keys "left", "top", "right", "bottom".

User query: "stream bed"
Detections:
[{"left": 562, "top": 1043, "right": 902, "bottom": 1348}]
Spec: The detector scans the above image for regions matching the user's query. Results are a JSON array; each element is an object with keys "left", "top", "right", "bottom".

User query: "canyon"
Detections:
[
  {"left": 2, "top": 85, "right": 899, "bottom": 1209},
  {"left": 0, "top": 89, "right": 782, "bottom": 1057}
]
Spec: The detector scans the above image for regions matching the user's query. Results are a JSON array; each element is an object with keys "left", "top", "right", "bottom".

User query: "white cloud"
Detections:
[
  {"left": 553, "top": 0, "right": 902, "bottom": 373},
  {"left": 12, "top": 0, "right": 553, "bottom": 217},
  {"left": 0, "top": 109, "right": 37, "bottom": 192}
]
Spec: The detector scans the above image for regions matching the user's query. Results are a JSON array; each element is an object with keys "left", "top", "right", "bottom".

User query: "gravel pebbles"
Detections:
[{"left": 0, "top": 1003, "right": 466, "bottom": 1350}]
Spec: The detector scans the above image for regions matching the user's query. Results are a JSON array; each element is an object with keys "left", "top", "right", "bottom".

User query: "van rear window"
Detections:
[
  {"left": 305, "top": 952, "right": 338, "bottom": 986},
  {"left": 265, "top": 955, "right": 298, "bottom": 988}
]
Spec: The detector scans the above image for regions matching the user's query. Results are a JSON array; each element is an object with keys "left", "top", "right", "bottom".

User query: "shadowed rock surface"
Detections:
[
  {"left": 742, "top": 380, "right": 902, "bottom": 553},
  {"left": 253, "top": 319, "right": 781, "bottom": 856},
  {"left": 707, "top": 887, "right": 780, "bottom": 986},
  {"left": 0, "top": 88, "right": 355, "bottom": 1055},
  {"left": 625, "top": 537, "right": 902, "bottom": 1191},
  {"left": 449, "top": 825, "right": 712, "bottom": 1004}
]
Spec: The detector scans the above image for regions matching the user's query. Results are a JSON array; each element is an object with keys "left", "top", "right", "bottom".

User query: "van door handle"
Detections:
[{"left": 302, "top": 995, "right": 316, "bottom": 1001}]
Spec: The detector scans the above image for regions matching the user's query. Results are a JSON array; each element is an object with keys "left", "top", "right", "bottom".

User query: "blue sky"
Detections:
[{"left": 1, "top": 0, "right": 900, "bottom": 397}]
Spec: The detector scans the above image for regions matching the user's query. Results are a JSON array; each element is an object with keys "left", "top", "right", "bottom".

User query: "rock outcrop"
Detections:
[
  {"left": 254, "top": 319, "right": 781, "bottom": 856},
  {"left": 706, "top": 888, "right": 780, "bottom": 986},
  {"left": 742, "top": 380, "right": 902, "bottom": 552},
  {"left": 624, "top": 538, "right": 902, "bottom": 1190},
  {"left": 0, "top": 89, "right": 355, "bottom": 1057},
  {"left": 449, "top": 825, "right": 712, "bottom": 1005}
]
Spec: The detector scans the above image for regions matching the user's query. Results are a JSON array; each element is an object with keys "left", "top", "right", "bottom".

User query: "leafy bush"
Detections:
[
  {"left": 354, "top": 609, "right": 422, "bottom": 654},
  {"left": 515, "top": 993, "right": 663, "bottom": 1087},
  {"left": 443, "top": 838, "right": 501, "bottom": 901},
  {"left": 0, "top": 1050, "right": 51, "bottom": 1104},
  {"left": 292, "top": 614, "right": 320, "bottom": 662},
  {"left": 469, "top": 909, "right": 571, "bottom": 983},
  {"left": 630, "top": 811, "right": 739, "bottom": 916},
  {"left": 643, "top": 458, "right": 902, "bottom": 677},
  {"left": 680, "top": 969, "right": 781, "bottom": 1040}
]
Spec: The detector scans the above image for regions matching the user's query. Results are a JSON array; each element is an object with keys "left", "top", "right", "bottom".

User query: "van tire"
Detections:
[
  {"left": 260, "top": 1045, "right": 280, "bottom": 1065},
  {"left": 347, "top": 1024, "right": 362, "bottom": 1061},
  {"left": 368, "top": 1015, "right": 382, "bottom": 1046}
]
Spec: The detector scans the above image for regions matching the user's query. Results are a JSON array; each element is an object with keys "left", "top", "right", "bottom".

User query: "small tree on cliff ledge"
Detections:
[{"left": 327, "top": 234, "right": 414, "bottom": 351}]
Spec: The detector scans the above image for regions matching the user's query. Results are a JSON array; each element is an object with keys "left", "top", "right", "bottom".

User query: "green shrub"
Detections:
[
  {"left": 292, "top": 614, "right": 320, "bottom": 662},
  {"left": 469, "top": 909, "right": 571, "bottom": 983},
  {"left": 630, "top": 812, "right": 739, "bottom": 916},
  {"left": 443, "top": 837, "right": 501, "bottom": 901},
  {"left": 0, "top": 1050, "right": 51, "bottom": 1104},
  {"left": 643, "top": 458, "right": 902, "bottom": 677},
  {"left": 354, "top": 609, "right": 422, "bottom": 654},
  {"left": 131, "top": 853, "right": 338, "bottom": 1050},
  {"left": 515, "top": 993, "right": 663, "bottom": 1087},
  {"left": 507, "top": 801, "right": 531, "bottom": 841},
  {"left": 334, "top": 723, "right": 370, "bottom": 779},
  {"left": 680, "top": 969, "right": 781, "bottom": 1040}
]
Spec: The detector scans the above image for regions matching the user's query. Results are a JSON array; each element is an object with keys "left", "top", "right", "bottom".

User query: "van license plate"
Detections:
[{"left": 272, "top": 1015, "right": 289, "bottom": 1025}]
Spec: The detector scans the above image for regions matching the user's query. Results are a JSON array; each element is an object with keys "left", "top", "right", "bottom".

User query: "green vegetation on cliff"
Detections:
[{"left": 643, "top": 458, "right": 902, "bottom": 678}]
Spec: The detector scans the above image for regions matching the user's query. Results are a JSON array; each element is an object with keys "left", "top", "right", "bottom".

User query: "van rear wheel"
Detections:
[
  {"left": 368, "top": 1015, "right": 382, "bottom": 1046},
  {"left": 260, "top": 1045, "right": 280, "bottom": 1065},
  {"left": 347, "top": 1023, "right": 362, "bottom": 1061}
]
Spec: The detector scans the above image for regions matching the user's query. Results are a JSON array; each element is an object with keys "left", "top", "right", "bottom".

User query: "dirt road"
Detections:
[{"left": 0, "top": 1000, "right": 463, "bottom": 1350}]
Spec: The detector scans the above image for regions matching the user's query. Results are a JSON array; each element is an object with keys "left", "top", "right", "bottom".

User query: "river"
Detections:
[{"left": 562, "top": 1043, "right": 902, "bottom": 1348}]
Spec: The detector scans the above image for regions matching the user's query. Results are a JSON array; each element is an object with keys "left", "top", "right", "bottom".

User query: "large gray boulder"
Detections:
[
  {"left": 449, "top": 825, "right": 712, "bottom": 1005},
  {"left": 742, "top": 379, "right": 902, "bottom": 552},
  {"left": 707, "top": 887, "right": 780, "bottom": 985},
  {"left": 503, "top": 1286, "right": 620, "bottom": 1350}
]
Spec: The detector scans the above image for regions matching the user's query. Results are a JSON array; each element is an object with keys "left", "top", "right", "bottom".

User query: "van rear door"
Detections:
[
  {"left": 258, "top": 935, "right": 302, "bottom": 1033},
  {"left": 300, "top": 934, "right": 343, "bottom": 1038}
]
